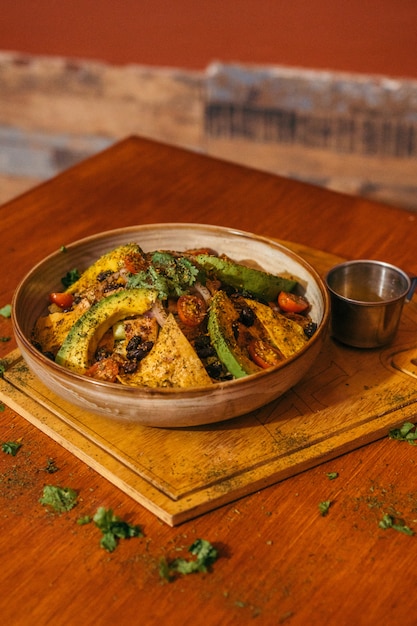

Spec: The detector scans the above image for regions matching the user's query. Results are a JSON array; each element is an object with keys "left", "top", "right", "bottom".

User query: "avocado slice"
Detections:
[
  {"left": 56, "top": 288, "right": 157, "bottom": 374},
  {"left": 195, "top": 254, "right": 297, "bottom": 301},
  {"left": 208, "top": 290, "right": 261, "bottom": 378},
  {"left": 66, "top": 243, "right": 144, "bottom": 295}
]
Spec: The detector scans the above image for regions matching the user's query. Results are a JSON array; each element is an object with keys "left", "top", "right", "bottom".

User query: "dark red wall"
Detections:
[{"left": 2, "top": 0, "right": 417, "bottom": 79}]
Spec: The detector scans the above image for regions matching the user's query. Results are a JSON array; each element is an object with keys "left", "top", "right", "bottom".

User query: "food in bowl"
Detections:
[
  {"left": 31, "top": 242, "right": 317, "bottom": 389},
  {"left": 12, "top": 224, "right": 330, "bottom": 426}
]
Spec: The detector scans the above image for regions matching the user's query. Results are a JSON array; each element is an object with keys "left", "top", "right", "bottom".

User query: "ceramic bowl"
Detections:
[{"left": 12, "top": 223, "right": 330, "bottom": 427}]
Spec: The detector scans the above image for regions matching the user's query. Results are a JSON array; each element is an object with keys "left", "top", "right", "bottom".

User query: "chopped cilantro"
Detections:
[
  {"left": 0, "top": 304, "right": 11, "bottom": 318},
  {"left": 388, "top": 421, "right": 417, "bottom": 445},
  {"left": 77, "top": 515, "right": 92, "bottom": 525},
  {"left": 159, "top": 539, "right": 218, "bottom": 581},
  {"left": 43, "top": 458, "right": 59, "bottom": 473},
  {"left": 326, "top": 472, "right": 339, "bottom": 480},
  {"left": 318, "top": 500, "right": 331, "bottom": 516},
  {"left": 1, "top": 440, "right": 22, "bottom": 456},
  {"left": 0, "top": 336, "right": 11, "bottom": 342},
  {"left": 0, "top": 403, "right": 5, "bottom": 412},
  {"left": 127, "top": 252, "right": 199, "bottom": 298},
  {"left": 379, "top": 513, "right": 414, "bottom": 536},
  {"left": 39, "top": 485, "right": 78, "bottom": 512},
  {"left": 61, "top": 268, "right": 80, "bottom": 289},
  {"left": 92, "top": 506, "right": 143, "bottom": 552},
  {"left": 60, "top": 245, "right": 67, "bottom": 252}
]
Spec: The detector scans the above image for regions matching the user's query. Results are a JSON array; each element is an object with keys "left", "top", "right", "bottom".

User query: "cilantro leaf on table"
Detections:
[
  {"left": 326, "top": 472, "right": 339, "bottom": 480},
  {"left": 379, "top": 513, "right": 414, "bottom": 536},
  {"left": 159, "top": 539, "right": 218, "bottom": 581},
  {"left": 318, "top": 500, "right": 331, "bottom": 517},
  {"left": 1, "top": 440, "right": 22, "bottom": 456},
  {"left": 0, "top": 304, "right": 11, "bottom": 318},
  {"left": 39, "top": 485, "right": 78, "bottom": 512},
  {"left": 388, "top": 422, "right": 417, "bottom": 445},
  {"left": 92, "top": 507, "right": 143, "bottom": 552}
]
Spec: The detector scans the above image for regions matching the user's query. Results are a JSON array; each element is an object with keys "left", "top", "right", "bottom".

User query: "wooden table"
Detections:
[{"left": 2, "top": 136, "right": 417, "bottom": 625}]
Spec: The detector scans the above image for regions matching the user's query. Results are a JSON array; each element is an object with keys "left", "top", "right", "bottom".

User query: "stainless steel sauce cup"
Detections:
[{"left": 325, "top": 260, "right": 417, "bottom": 348}]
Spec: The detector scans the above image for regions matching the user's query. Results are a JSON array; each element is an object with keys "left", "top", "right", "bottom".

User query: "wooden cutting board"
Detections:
[{"left": 2, "top": 241, "right": 417, "bottom": 526}]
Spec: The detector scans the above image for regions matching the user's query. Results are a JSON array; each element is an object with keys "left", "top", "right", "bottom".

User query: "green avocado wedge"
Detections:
[
  {"left": 65, "top": 243, "right": 144, "bottom": 295},
  {"left": 56, "top": 288, "right": 158, "bottom": 374},
  {"left": 195, "top": 254, "right": 297, "bottom": 301},
  {"left": 207, "top": 290, "right": 261, "bottom": 379}
]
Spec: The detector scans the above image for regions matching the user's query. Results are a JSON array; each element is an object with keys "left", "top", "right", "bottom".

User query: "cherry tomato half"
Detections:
[
  {"left": 247, "top": 339, "right": 283, "bottom": 369},
  {"left": 278, "top": 291, "right": 309, "bottom": 314},
  {"left": 124, "top": 252, "right": 146, "bottom": 274},
  {"left": 177, "top": 294, "right": 207, "bottom": 326},
  {"left": 49, "top": 292, "right": 74, "bottom": 309},
  {"left": 85, "top": 358, "right": 119, "bottom": 382}
]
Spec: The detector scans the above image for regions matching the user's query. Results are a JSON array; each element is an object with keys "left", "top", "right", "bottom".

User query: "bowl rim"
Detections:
[{"left": 12, "top": 222, "right": 331, "bottom": 398}]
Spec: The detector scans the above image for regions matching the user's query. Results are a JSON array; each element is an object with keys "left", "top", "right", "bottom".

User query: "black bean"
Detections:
[
  {"left": 97, "top": 270, "right": 112, "bottom": 282},
  {"left": 238, "top": 306, "right": 255, "bottom": 326},
  {"left": 126, "top": 335, "right": 142, "bottom": 352},
  {"left": 304, "top": 321, "right": 317, "bottom": 339},
  {"left": 123, "top": 361, "right": 139, "bottom": 374},
  {"left": 127, "top": 341, "right": 154, "bottom": 361},
  {"left": 194, "top": 335, "right": 211, "bottom": 348},
  {"left": 206, "top": 361, "right": 223, "bottom": 378},
  {"left": 196, "top": 345, "right": 216, "bottom": 359}
]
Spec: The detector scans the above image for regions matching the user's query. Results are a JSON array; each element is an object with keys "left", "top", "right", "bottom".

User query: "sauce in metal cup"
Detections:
[{"left": 325, "top": 260, "right": 416, "bottom": 348}]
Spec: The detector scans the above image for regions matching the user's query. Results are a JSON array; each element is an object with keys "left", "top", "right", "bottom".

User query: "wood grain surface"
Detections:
[
  {"left": 1, "top": 136, "right": 417, "bottom": 625},
  {"left": 2, "top": 1, "right": 416, "bottom": 78}
]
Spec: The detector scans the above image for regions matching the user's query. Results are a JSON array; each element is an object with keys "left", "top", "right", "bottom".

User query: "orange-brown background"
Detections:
[{"left": 2, "top": 0, "right": 417, "bottom": 78}]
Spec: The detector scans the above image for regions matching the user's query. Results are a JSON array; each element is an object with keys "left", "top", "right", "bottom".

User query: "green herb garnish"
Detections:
[
  {"left": 388, "top": 422, "right": 417, "bottom": 445},
  {"left": 326, "top": 472, "right": 339, "bottom": 480},
  {"left": 44, "top": 458, "right": 59, "bottom": 474},
  {"left": 159, "top": 539, "right": 218, "bottom": 581},
  {"left": 0, "top": 336, "right": 11, "bottom": 342},
  {"left": 61, "top": 268, "right": 80, "bottom": 289},
  {"left": 92, "top": 507, "right": 143, "bottom": 552},
  {"left": 127, "top": 252, "right": 199, "bottom": 298},
  {"left": 318, "top": 500, "right": 331, "bottom": 516},
  {"left": 1, "top": 440, "right": 22, "bottom": 456},
  {"left": 379, "top": 513, "right": 414, "bottom": 535},
  {"left": 39, "top": 485, "right": 78, "bottom": 512},
  {"left": 0, "top": 304, "right": 11, "bottom": 318}
]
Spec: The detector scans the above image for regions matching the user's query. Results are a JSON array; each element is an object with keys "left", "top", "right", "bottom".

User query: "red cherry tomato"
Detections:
[
  {"left": 247, "top": 339, "right": 283, "bottom": 369},
  {"left": 177, "top": 295, "right": 207, "bottom": 326},
  {"left": 85, "top": 358, "right": 119, "bottom": 382},
  {"left": 49, "top": 292, "right": 74, "bottom": 309},
  {"left": 124, "top": 252, "right": 146, "bottom": 274},
  {"left": 278, "top": 291, "right": 309, "bottom": 313}
]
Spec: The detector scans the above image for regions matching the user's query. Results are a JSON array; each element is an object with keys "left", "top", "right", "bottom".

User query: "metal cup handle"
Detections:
[{"left": 406, "top": 275, "right": 417, "bottom": 302}]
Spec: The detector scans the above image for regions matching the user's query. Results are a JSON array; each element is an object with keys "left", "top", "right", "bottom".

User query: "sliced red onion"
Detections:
[
  {"left": 194, "top": 282, "right": 211, "bottom": 303},
  {"left": 149, "top": 299, "right": 168, "bottom": 327}
]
